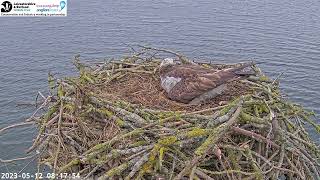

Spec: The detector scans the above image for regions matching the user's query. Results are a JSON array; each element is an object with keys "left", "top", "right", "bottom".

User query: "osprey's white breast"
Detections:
[{"left": 160, "top": 76, "right": 182, "bottom": 93}]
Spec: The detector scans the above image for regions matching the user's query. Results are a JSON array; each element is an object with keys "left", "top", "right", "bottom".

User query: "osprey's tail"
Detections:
[
  {"left": 211, "top": 62, "right": 256, "bottom": 85},
  {"left": 230, "top": 62, "right": 256, "bottom": 76}
]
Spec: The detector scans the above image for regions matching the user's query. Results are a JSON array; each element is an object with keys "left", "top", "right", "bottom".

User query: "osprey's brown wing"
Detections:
[
  {"left": 161, "top": 64, "right": 217, "bottom": 79},
  {"left": 168, "top": 68, "right": 241, "bottom": 103},
  {"left": 167, "top": 73, "right": 220, "bottom": 103}
]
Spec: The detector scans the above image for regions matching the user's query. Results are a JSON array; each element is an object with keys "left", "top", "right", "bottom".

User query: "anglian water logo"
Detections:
[
  {"left": 60, "top": 1, "right": 65, "bottom": 10},
  {"left": 1, "top": 1, "right": 12, "bottom": 12}
]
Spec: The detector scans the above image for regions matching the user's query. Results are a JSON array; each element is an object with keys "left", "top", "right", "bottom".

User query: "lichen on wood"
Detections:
[{"left": 2, "top": 46, "right": 319, "bottom": 179}]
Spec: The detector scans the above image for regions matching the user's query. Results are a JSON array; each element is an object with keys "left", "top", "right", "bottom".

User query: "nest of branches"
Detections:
[{"left": 13, "top": 47, "right": 320, "bottom": 179}]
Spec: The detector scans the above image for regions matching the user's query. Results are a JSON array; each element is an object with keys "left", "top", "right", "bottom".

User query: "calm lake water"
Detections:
[{"left": 0, "top": 0, "right": 319, "bottom": 173}]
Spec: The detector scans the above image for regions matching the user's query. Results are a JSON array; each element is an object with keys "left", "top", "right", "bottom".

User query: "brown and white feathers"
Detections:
[{"left": 159, "top": 58, "right": 253, "bottom": 103}]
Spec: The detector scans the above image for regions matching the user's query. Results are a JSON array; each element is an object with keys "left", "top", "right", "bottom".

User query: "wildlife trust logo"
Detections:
[
  {"left": 1, "top": 1, "right": 12, "bottom": 12},
  {"left": 0, "top": 0, "right": 67, "bottom": 17}
]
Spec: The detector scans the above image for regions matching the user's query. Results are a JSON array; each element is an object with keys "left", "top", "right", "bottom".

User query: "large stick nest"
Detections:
[{"left": 25, "top": 47, "right": 320, "bottom": 179}]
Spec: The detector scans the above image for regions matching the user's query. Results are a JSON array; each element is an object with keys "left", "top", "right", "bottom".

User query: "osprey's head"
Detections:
[{"left": 160, "top": 58, "right": 175, "bottom": 68}]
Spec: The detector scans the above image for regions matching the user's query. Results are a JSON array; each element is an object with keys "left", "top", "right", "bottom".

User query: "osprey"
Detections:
[{"left": 159, "top": 58, "right": 253, "bottom": 103}]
